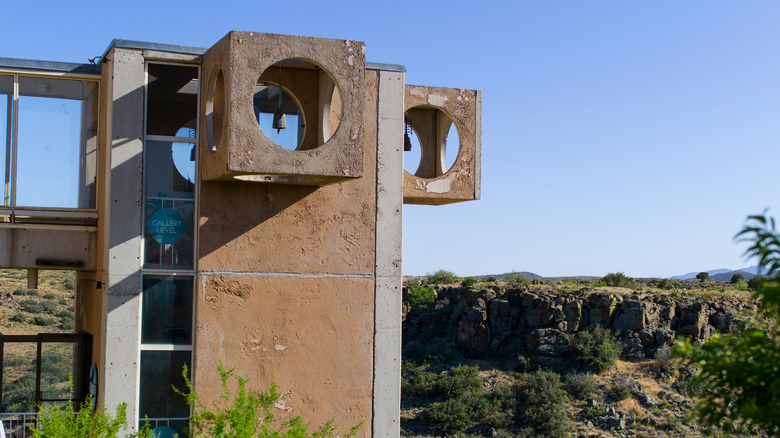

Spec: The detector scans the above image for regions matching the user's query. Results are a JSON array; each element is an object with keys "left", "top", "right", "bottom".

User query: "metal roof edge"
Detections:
[{"left": 0, "top": 57, "right": 100, "bottom": 75}]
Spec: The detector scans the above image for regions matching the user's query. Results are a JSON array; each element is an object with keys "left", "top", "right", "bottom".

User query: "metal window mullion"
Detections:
[
  {"left": 4, "top": 84, "right": 11, "bottom": 207},
  {"left": 9, "top": 76, "right": 18, "bottom": 210}
]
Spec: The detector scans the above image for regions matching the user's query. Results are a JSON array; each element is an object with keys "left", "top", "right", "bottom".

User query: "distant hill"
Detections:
[{"left": 671, "top": 266, "right": 759, "bottom": 281}]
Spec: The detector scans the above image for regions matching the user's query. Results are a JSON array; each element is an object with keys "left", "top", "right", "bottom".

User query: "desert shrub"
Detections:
[
  {"left": 420, "top": 394, "right": 480, "bottom": 434},
  {"left": 504, "top": 274, "right": 531, "bottom": 286},
  {"left": 61, "top": 314, "right": 75, "bottom": 330},
  {"left": 655, "top": 344, "right": 676, "bottom": 373},
  {"left": 424, "top": 270, "right": 459, "bottom": 285},
  {"left": 657, "top": 278, "right": 671, "bottom": 290},
  {"left": 42, "top": 300, "right": 58, "bottom": 313},
  {"left": 2, "top": 372, "right": 36, "bottom": 412},
  {"left": 569, "top": 325, "right": 622, "bottom": 373},
  {"left": 747, "top": 276, "right": 765, "bottom": 291},
  {"left": 10, "top": 312, "right": 26, "bottom": 323},
  {"left": 61, "top": 278, "right": 75, "bottom": 290},
  {"left": 437, "top": 365, "right": 482, "bottom": 399},
  {"left": 14, "top": 288, "right": 38, "bottom": 296},
  {"left": 58, "top": 298, "right": 71, "bottom": 306},
  {"left": 460, "top": 276, "right": 478, "bottom": 287},
  {"left": 483, "top": 276, "right": 497, "bottom": 283},
  {"left": 600, "top": 272, "right": 635, "bottom": 288},
  {"left": 401, "top": 363, "right": 439, "bottom": 400},
  {"left": 33, "top": 316, "right": 55, "bottom": 326},
  {"left": 564, "top": 372, "right": 599, "bottom": 400},
  {"left": 730, "top": 273, "right": 744, "bottom": 284},
  {"left": 179, "top": 361, "right": 361, "bottom": 437},
  {"left": 19, "top": 299, "right": 44, "bottom": 313},
  {"left": 405, "top": 284, "right": 435, "bottom": 310},
  {"left": 43, "top": 293, "right": 56, "bottom": 300},
  {"left": 515, "top": 370, "right": 573, "bottom": 438}
]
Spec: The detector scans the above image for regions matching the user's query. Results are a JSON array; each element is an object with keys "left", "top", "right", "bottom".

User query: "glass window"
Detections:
[
  {"left": 139, "top": 351, "right": 190, "bottom": 421},
  {"left": 147, "top": 64, "right": 198, "bottom": 137},
  {"left": 142, "top": 276, "right": 193, "bottom": 344},
  {"left": 0, "top": 75, "right": 11, "bottom": 207},
  {"left": 15, "top": 77, "right": 97, "bottom": 209},
  {"left": 143, "top": 140, "right": 195, "bottom": 270}
]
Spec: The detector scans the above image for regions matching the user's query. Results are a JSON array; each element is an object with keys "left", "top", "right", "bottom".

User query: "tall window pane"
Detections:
[
  {"left": 147, "top": 64, "right": 198, "bottom": 137},
  {"left": 142, "top": 276, "right": 193, "bottom": 344},
  {"left": 139, "top": 351, "right": 190, "bottom": 428},
  {"left": 0, "top": 75, "right": 11, "bottom": 207},
  {"left": 16, "top": 77, "right": 97, "bottom": 208},
  {"left": 144, "top": 140, "right": 195, "bottom": 269}
]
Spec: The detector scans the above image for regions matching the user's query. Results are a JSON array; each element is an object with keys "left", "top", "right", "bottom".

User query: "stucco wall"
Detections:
[{"left": 193, "top": 69, "right": 379, "bottom": 434}]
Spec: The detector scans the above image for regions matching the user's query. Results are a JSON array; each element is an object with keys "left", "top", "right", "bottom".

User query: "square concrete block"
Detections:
[
  {"left": 200, "top": 31, "right": 365, "bottom": 185},
  {"left": 403, "top": 85, "right": 481, "bottom": 204}
]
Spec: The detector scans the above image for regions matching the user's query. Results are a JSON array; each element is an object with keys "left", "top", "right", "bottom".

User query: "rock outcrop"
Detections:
[{"left": 403, "top": 286, "right": 754, "bottom": 363}]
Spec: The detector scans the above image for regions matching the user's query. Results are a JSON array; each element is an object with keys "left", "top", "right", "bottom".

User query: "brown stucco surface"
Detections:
[
  {"left": 193, "top": 275, "right": 373, "bottom": 433},
  {"left": 194, "top": 69, "right": 379, "bottom": 435},
  {"left": 403, "top": 85, "right": 481, "bottom": 204},
  {"left": 200, "top": 31, "right": 366, "bottom": 184}
]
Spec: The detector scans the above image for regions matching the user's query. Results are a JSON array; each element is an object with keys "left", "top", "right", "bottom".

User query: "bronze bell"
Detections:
[{"left": 273, "top": 109, "right": 287, "bottom": 133}]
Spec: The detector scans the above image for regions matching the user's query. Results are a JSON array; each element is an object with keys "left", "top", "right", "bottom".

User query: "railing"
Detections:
[
  {"left": 0, "top": 412, "right": 38, "bottom": 438},
  {"left": 141, "top": 417, "right": 188, "bottom": 437}
]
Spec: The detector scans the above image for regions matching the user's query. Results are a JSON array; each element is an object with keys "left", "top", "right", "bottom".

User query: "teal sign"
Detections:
[{"left": 149, "top": 209, "right": 185, "bottom": 244}]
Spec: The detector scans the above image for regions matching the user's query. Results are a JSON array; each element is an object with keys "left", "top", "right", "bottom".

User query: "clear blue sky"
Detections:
[{"left": 4, "top": 1, "right": 779, "bottom": 278}]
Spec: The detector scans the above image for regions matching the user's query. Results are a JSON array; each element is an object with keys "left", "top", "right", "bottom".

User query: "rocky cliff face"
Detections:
[{"left": 403, "top": 286, "right": 753, "bottom": 365}]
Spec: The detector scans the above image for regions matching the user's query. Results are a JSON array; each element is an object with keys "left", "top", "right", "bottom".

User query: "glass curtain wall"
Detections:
[{"left": 140, "top": 63, "right": 198, "bottom": 436}]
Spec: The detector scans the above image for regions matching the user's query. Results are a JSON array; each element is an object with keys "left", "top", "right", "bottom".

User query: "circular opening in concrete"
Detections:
[
  {"left": 403, "top": 106, "right": 461, "bottom": 178},
  {"left": 255, "top": 59, "right": 342, "bottom": 151},
  {"left": 205, "top": 66, "right": 224, "bottom": 154}
]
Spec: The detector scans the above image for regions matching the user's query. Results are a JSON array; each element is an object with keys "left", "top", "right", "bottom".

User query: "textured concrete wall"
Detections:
[
  {"left": 372, "top": 69, "right": 404, "bottom": 437},
  {"left": 193, "top": 68, "right": 379, "bottom": 435},
  {"left": 102, "top": 47, "right": 145, "bottom": 421}
]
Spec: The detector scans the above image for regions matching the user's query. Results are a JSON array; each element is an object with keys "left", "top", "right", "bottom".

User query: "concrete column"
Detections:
[
  {"left": 102, "top": 47, "right": 145, "bottom": 424},
  {"left": 26, "top": 268, "right": 38, "bottom": 290},
  {"left": 373, "top": 70, "right": 404, "bottom": 438}
]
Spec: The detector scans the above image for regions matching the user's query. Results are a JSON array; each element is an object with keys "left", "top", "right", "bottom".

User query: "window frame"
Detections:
[
  {"left": 0, "top": 69, "right": 100, "bottom": 225},
  {"left": 137, "top": 61, "right": 200, "bottom": 431}
]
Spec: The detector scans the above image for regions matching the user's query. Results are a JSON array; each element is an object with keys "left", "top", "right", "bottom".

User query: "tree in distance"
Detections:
[
  {"left": 696, "top": 271, "right": 709, "bottom": 282},
  {"left": 730, "top": 273, "right": 744, "bottom": 284}
]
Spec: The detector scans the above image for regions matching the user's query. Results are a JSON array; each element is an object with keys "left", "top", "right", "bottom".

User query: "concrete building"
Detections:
[{"left": 0, "top": 31, "right": 480, "bottom": 436}]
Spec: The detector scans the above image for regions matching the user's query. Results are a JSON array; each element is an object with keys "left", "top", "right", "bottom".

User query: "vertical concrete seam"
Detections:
[{"left": 371, "top": 69, "right": 382, "bottom": 437}]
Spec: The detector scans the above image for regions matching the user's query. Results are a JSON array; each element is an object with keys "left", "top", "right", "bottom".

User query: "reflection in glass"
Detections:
[
  {"left": 147, "top": 64, "right": 198, "bottom": 137},
  {"left": 142, "top": 276, "right": 193, "bottom": 344},
  {"left": 254, "top": 83, "right": 303, "bottom": 150},
  {"left": 40, "top": 342, "right": 77, "bottom": 401},
  {"left": 139, "top": 351, "right": 190, "bottom": 423},
  {"left": 15, "top": 77, "right": 97, "bottom": 209},
  {"left": 144, "top": 140, "right": 195, "bottom": 269},
  {"left": 1, "top": 343, "right": 37, "bottom": 412}
]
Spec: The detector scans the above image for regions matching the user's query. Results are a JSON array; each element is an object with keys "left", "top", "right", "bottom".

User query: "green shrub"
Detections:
[
  {"left": 42, "top": 300, "right": 58, "bottom": 313},
  {"left": 178, "top": 361, "right": 361, "bottom": 437},
  {"left": 61, "top": 314, "right": 75, "bottom": 331},
  {"left": 564, "top": 372, "right": 599, "bottom": 400},
  {"left": 405, "top": 284, "right": 436, "bottom": 310},
  {"left": 10, "top": 312, "right": 26, "bottom": 323},
  {"left": 424, "top": 270, "right": 459, "bottom": 285},
  {"left": 600, "top": 272, "right": 635, "bottom": 288},
  {"left": 437, "top": 365, "right": 482, "bottom": 399},
  {"left": 62, "top": 278, "right": 75, "bottom": 290},
  {"left": 460, "top": 276, "right": 478, "bottom": 287},
  {"left": 401, "top": 363, "right": 439, "bottom": 400},
  {"left": 730, "top": 273, "right": 744, "bottom": 284},
  {"left": 19, "top": 299, "right": 44, "bottom": 313},
  {"left": 504, "top": 274, "right": 531, "bottom": 286},
  {"left": 43, "top": 293, "right": 56, "bottom": 299},
  {"left": 14, "top": 288, "right": 38, "bottom": 296},
  {"left": 569, "top": 325, "right": 622, "bottom": 373},
  {"left": 33, "top": 394, "right": 151, "bottom": 438},
  {"left": 33, "top": 316, "right": 55, "bottom": 326},
  {"left": 515, "top": 371, "right": 573, "bottom": 438},
  {"left": 747, "top": 276, "right": 765, "bottom": 291}
]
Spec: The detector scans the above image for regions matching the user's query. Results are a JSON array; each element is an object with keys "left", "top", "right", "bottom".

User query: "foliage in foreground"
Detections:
[
  {"left": 515, "top": 371, "right": 572, "bottom": 438},
  {"left": 33, "top": 396, "right": 151, "bottom": 438},
  {"left": 178, "top": 361, "right": 361, "bottom": 438},
  {"left": 675, "top": 212, "right": 780, "bottom": 434}
]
